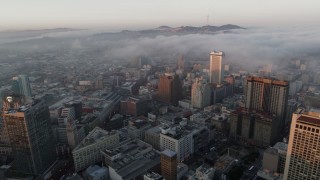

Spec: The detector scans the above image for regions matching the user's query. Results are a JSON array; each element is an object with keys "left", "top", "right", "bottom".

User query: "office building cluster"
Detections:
[{"left": 0, "top": 50, "right": 318, "bottom": 180}]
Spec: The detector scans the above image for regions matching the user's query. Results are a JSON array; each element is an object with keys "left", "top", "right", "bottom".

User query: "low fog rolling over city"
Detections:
[{"left": 1, "top": 0, "right": 320, "bottom": 180}]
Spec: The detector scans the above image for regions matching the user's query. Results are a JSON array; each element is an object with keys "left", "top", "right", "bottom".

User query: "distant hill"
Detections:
[{"left": 96, "top": 24, "right": 245, "bottom": 38}]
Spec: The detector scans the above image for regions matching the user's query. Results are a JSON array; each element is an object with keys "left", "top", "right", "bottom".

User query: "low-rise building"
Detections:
[
  {"left": 191, "top": 164, "right": 215, "bottom": 180},
  {"left": 127, "top": 118, "right": 151, "bottom": 140},
  {"left": 143, "top": 172, "right": 164, "bottom": 180},
  {"left": 257, "top": 142, "right": 287, "bottom": 180},
  {"left": 72, "top": 127, "right": 119, "bottom": 172},
  {"left": 213, "top": 155, "right": 238, "bottom": 180},
  {"left": 101, "top": 139, "right": 160, "bottom": 180},
  {"left": 144, "top": 126, "right": 161, "bottom": 151},
  {"left": 84, "top": 165, "right": 109, "bottom": 180}
]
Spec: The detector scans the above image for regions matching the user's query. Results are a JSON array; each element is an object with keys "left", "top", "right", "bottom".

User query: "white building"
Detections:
[
  {"left": 144, "top": 172, "right": 164, "bottom": 180},
  {"left": 72, "top": 127, "right": 119, "bottom": 172},
  {"left": 160, "top": 125, "right": 193, "bottom": 162}
]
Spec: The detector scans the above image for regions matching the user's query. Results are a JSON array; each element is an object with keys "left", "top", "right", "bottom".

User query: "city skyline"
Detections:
[
  {"left": 1, "top": 1, "right": 320, "bottom": 179},
  {"left": 0, "top": 0, "right": 319, "bottom": 31}
]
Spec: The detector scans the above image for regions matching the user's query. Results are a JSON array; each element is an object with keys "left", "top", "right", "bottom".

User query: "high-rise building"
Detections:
[
  {"left": 159, "top": 122, "right": 211, "bottom": 161},
  {"left": 177, "top": 55, "right": 185, "bottom": 70},
  {"left": 160, "top": 126, "right": 193, "bottom": 162},
  {"left": 161, "top": 149, "right": 177, "bottom": 180},
  {"left": 209, "top": 51, "right": 223, "bottom": 84},
  {"left": 229, "top": 108, "right": 279, "bottom": 147},
  {"left": 95, "top": 75, "right": 104, "bottom": 90},
  {"left": 245, "top": 76, "right": 289, "bottom": 127},
  {"left": 283, "top": 109, "right": 320, "bottom": 180},
  {"left": 191, "top": 78, "right": 211, "bottom": 109},
  {"left": 2, "top": 94, "right": 55, "bottom": 175},
  {"left": 11, "top": 75, "right": 32, "bottom": 98},
  {"left": 157, "top": 74, "right": 182, "bottom": 105}
]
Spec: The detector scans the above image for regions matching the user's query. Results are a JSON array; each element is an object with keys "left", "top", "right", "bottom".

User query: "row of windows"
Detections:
[{"left": 296, "top": 124, "right": 320, "bottom": 133}]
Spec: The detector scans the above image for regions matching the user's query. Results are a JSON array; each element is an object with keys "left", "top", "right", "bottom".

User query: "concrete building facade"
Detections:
[
  {"left": 157, "top": 74, "right": 182, "bottom": 105},
  {"left": 284, "top": 109, "right": 320, "bottom": 180},
  {"left": 229, "top": 108, "right": 279, "bottom": 147},
  {"left": 72, "top": 127, "right": 119, "bottom": 172},
  {"left": 161, "top": 149, "right": 177, "bottom": 180},
  {"left": 245, "top": 76, "right": 289, "bottom": 128},
  {"left": 2, "top": 95, "right": 56, "bottom": 175},
  {"left": 191, "top": 78, "right": 211, "bottom": 109}
]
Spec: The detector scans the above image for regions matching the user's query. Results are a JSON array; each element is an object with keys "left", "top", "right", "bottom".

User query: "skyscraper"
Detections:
[
  {"left": 245, "top": 76, "right": 289, "bottom": 127},
  {"left": 2, "top": 94, "right": 55, "bottom": 175},
  {"left": 191, "top": 78, "right": 211, "bottom": 109},
  {"left": 161, "top": 149, "right": 177, "bottom": 180},
  {"left": 157, "top": 74, "right": 182, "bottom": 105},
  {"left": 12, "top": 75, "right": 32, "bottom": 97},
  {"left": 209, "top": 51, "right": 223, "bottom": 84},
  {"left": 177, "top": 55, "right": 185, "bottom": 70},
  {"left": 284, "top": 109, "right": 320, "bottom": 179}
]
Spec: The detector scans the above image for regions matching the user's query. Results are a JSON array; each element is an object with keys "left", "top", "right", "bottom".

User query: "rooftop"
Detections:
[
  {"left": 273, "top": 142, "right": 288, "bottom": 153},
  {"left": 160, "top": 123, "right": 194, "bottom": 140},
  {"left": 197, "top": 163, "right": 214, "bottom": 175},
  {"left": 214, "top": 155, "right": 237, "bottom": 173},
  {"left": 102, "top": 139, "right": 160, "bottom": 180},
  {"left": 246, "top": 76, "right": 289, "bottom": 86},
  {"left": 73, "top": 127, "right": 118, "bottom": 151},
  {"left": 162, "top": 149, "right": 177, "bottom": 158},
  {"left": 231, "top": 107, "right": 276, "bottom": 120},
  {"left": 144, "top": 172, "right": 164, "bottom": 180},
  {"left": 297, "top": 114, "right": 320, "bottom": 126}
]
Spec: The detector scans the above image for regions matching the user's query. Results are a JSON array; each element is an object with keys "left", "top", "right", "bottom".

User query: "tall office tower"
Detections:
[
  {"left": 161, "top": 149, "right": 177, "bottom": 180},
  {"left": 11, "top": 75, "right": 32, "bottom": 97},
  {"left": 283, "top": 109, "right": 320, "bottom": 180},
  {"left": 209, "top": 51, "right": 223, "bottom": 84},
  {"left": 95, "top": 75, "right": 104, "bottom": 90},
  {"left": 177, "top": 55, "right": 185, "bottom": 70},
  {"left": 65, "top": 101, "right": 83, "bottom": 120},
  {"left": 2, "top": 94, "right": 55, "bottom": 175},
  {"left": 191, "top": 78, "right": 211, "bottom": 109},
  {"left": 245, "top": 76, "right": 289, "bottom": 127},
  {"left": 157, "top": 74, "right": 182, "bottom": 105}
]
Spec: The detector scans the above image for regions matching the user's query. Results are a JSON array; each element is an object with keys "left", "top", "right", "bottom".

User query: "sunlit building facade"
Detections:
[
  {"left": 245, "top": 76, "right": 289, "bottom": 127},
  {"left": 284, "top": 109, "right": 320, "bottom": 179},
  {"left": 2, "top": 95, "right": 55, "bottom": 175},
  {"left": 209, "top": 51, "right": 223, "bottom": 85}
]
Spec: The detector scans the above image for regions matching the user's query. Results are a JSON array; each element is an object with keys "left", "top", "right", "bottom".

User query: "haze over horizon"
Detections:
[{"left": 1, "top": 0, "right": 319, "bottom": 31}]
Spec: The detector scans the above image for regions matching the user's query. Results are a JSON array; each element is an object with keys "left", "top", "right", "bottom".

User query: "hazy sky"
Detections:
[{"left": 0, "top": 0, "right": 319, "bottom": 31}]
